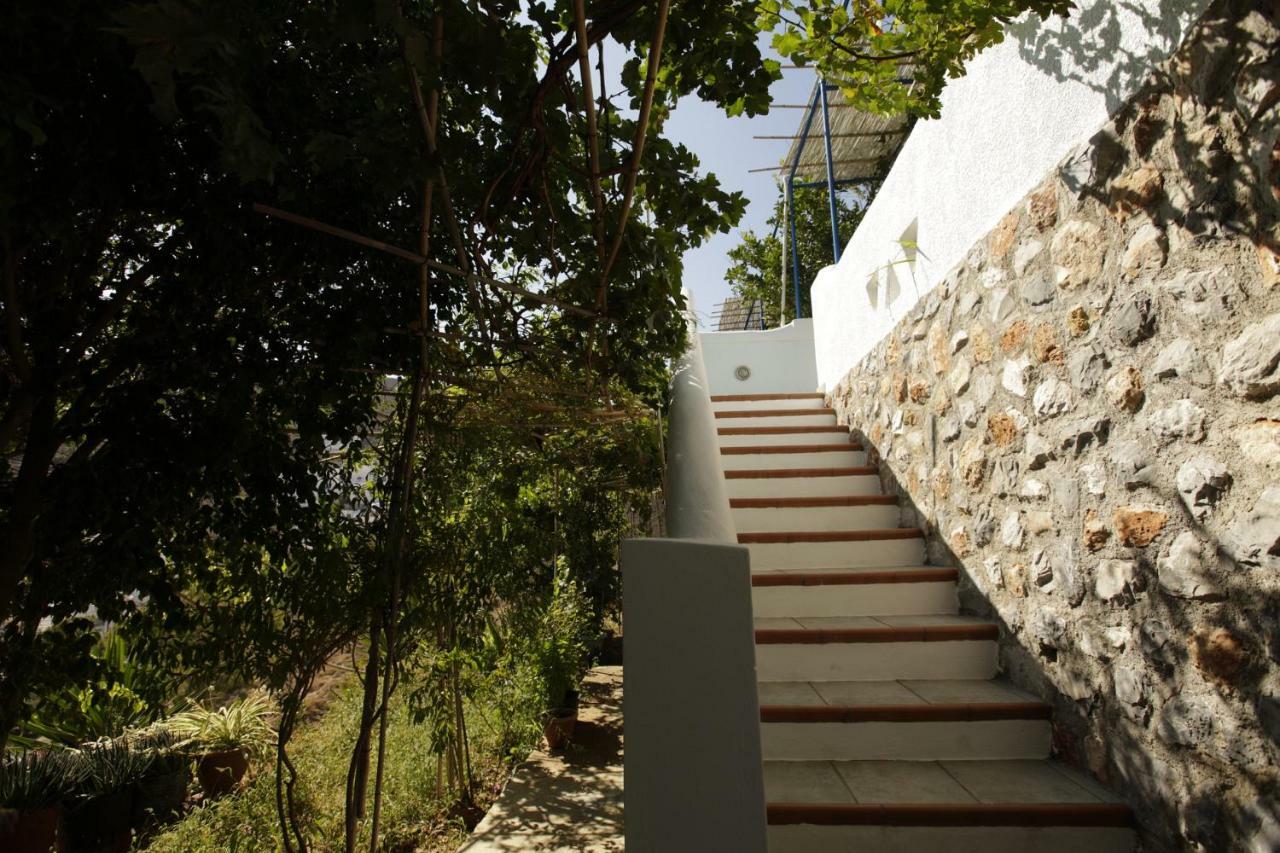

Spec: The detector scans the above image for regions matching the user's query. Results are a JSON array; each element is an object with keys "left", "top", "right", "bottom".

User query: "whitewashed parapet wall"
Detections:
[
  {"left": 811, "top": 0, "right": 1212, "bottom": 390},
  {"left": 825, "top": 0, "right": 1280, "bottom": 847},
  {"left": 700, "top": 319, "right": 818, "bottom": 396}
]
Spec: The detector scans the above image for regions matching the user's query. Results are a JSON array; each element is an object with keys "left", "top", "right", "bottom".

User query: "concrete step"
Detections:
[
  {"left": 758, "top": 678, "right": 1050, "bottom": 761},
  {"left": 754, "top": 616, "right": 998, "bottom": 682},
  {"left": 714, "top": 409, "right": 837, "bottom": 428},
  {"left": 721, "top": 445, "right": 869, "bottom": 471},
  {"left": 742, "top": 529, "right": 926, "bottom": 571},
  {"left": 764, "top": 759, "right": 1133, "bottom": 853},
  {"left": 724, "top": 469, "right": 882, "bottom": 499},
  {"left": 711, "top": 394, "right": 826, "bottom": 412},
  {"left": 718, "top": 425, "right": 855, "bottom": 447},
  {"left": 711, "top": 392, "right": 825, "bottom": 403},
  {"left": 734, "top": 501, "right": 899, "bottom": 533},
  {"left": 751, "top": 567, "right": 957, "bottom": 618}
]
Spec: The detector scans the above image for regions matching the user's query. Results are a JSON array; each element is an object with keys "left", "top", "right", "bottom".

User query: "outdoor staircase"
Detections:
[{"left": 712, "top": 391, "right": 1136, "bottom": 853}]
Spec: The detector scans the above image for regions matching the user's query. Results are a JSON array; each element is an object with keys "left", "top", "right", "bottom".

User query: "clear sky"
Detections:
[{"left": 662, "top": 37, "right": 818, "bottom": 327}]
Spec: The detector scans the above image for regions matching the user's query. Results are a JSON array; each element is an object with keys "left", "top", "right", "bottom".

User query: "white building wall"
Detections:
[
  {"left": 700, "top": 319, "right": 818, "bottom": 397},
  {"left": 810, "top": 0, "right": 1211, "bottom": 390}
]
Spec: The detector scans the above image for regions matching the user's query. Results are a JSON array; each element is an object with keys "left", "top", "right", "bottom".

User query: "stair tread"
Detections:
[
  {"left": 756, "top": 615, "right": 992, "bottom": 631},
  {"left": 758, "top": 678, "right": 1038, "bottom": 707},
  {"left": 740, "top": 528, "right": 922, "bottom": 544},
  {"left": 711, "top": 392, "right": 825, "bottom": 402},
  {"left": 763, "top": 759, "right": 1126, "bottom": 814},
  {"left": 755, "top": 618, "right": 998, "bottom": 645},
  {"left": 752, "top": 564, "right": 942, "bottom": 576}
]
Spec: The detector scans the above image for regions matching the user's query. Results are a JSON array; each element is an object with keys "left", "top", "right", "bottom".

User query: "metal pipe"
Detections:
[
  {"left": 785, "top": 84, "right": 823, "bottom": 319},
  {"left": 791, "top": 177, "right": 868, "bottom": 189},
  {"left": 779, "top": 191, "right": 788, "bottom": 323},
  {"left": 819, "top": 81, "right": 842, "bottom": 263},
  {"left": 786, "top": 177, "right": 801, "bottom": 320}
]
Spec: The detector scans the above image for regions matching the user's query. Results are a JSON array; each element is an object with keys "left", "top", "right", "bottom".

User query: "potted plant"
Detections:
[
  {"left": 65, "top": 738, "right": 155, "bottom": 853},
  {"left": 0, "top": 750, "right": 82, "bottom": 853},
  {"left": 534, "top": 570, "right": 591, "bottom": 751},
  {"left": 167, "top": 692, "right": 275, "bottom": 798}
]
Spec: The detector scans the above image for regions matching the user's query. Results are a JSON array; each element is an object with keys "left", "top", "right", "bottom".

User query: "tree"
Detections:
[
  {"left": 759, "top": 0, "right": 1072, "bottom": 116},
  {"left": 726, "top": 185, "right": 868, "bottom": 325},
  {"left": 2, "top": 1, "right": 776, "bottom": 848}
]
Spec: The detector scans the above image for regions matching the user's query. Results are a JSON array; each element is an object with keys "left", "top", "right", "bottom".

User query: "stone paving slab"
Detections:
[{"left": 459, "top": 666, "right": 623, "bottom": 852}]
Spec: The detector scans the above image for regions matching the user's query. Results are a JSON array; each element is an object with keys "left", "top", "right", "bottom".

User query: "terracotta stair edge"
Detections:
[
  {"left": 751, "top": 568, "right": 957, "bottom": 587},
  {"left": 721, "top": 444, "right": 864, "bottom": 455},
  {"left": 732, "top": 495, "right": 896, "bottom": 508},
  {"left": 715, "top": 408, "right": 835, "bottom": 418},
  {"left": 725, "top": 466, "right": 877, "bottom": 479}
]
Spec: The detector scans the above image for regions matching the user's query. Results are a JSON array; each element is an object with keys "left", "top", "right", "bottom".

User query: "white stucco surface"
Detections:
[
  {"left": 810, "top": 0, "right": 1211, "bottom": 390},
  {"left": 700, "top": 319, "right": 819, "bottom": 396}
]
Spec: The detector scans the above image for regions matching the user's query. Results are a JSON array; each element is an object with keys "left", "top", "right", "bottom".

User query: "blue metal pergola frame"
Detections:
[{"left": 784, "top": 80, "right": 845, "bottom": 321}]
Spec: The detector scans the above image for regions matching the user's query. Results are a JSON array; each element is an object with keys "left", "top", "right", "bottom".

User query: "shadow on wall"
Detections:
[
  {"left": 853, "top": 432, "right": 1280, "bottom": 850},
  {"left": 1009, "top": 0, "right": 1210, "bottom": 114},
  {"left": 821, "top": 0, "right": 1280, "bottom": 846},
  {"left": 1010, "top": 0, "right": 1279, "bottom": 248}
]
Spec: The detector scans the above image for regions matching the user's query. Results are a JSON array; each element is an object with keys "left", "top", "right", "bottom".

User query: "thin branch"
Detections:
[{"left": 573, "top": 0, "right": 608, "bottom": 268}]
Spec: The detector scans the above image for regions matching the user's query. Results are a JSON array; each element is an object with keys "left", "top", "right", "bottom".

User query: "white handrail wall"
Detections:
[{"left": 621, "top": 318, "right": 767, "bottom": 853}]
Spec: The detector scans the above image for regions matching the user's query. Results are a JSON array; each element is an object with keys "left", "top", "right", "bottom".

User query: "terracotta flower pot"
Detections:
[
  {"left": 0, "top": 804, "right": 65, "bottom": 853},
  {"left": 543, "top": 709, "right": 578, "bottom": 751},
  {"left": 196, "top": 748, "right": 249, "bottom": 799}
]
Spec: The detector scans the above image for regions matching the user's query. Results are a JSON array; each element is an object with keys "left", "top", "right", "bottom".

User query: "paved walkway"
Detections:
[{"left": 460, "top": 666, "right": 623, "bottom": 852}]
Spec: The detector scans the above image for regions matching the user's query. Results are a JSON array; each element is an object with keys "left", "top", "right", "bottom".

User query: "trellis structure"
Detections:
[{"left": 770, "top": 78, "right": 912, "bottom": 319}]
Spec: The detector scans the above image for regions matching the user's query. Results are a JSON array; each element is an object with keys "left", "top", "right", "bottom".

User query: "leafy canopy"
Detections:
[{"left": 759, "top": 0, "right": 1073, "bottom": 116}]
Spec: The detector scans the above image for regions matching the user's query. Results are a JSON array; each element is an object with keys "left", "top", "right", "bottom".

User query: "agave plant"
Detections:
[
  {"left": 75, "top": 738, "right": 158, "bottom": 798},
  {"left": 166, "top": 692, "right": 276, "bottom": 758},
  {"left": 0, "top": 749, "right": 86, "bottom": 811}
]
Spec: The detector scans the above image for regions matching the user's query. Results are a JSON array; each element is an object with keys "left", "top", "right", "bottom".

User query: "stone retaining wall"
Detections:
[{"left": 826, "top": 1, "right": 1280, "bottom": 847}]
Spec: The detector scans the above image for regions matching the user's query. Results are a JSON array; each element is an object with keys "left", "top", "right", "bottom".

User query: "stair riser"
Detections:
[
  {"left": 751, "top": 581, "right": 956, "bottom": 618},
  {"left": 747, "top": 538, "right": 925, "bottom": 570},
  {"left": 767, "top": 826, "right": 1135, "bottom": 853},
  {"left": 722, "top": 450, "right": 868, "bottom": 471},
  {"left": 712, "top": 398, "right": 826, "bottom": 412},
  {"left": 716, "top": 413, "right": 837, "bottom": 428},
  {"left": 718, "top": 432, "right": 852, "bottom": 448},
  {"left": 734, "top": 504, "right": 898, "bottom": 533},
  {"left": 756, "top": 640, "right": 997, "bottom": 682},
  {"left": 726, "top": 476, "right": 882, "bottom": 499},
  {"left": 761, "top": 719, "right": 1051, "bottom": 761}
]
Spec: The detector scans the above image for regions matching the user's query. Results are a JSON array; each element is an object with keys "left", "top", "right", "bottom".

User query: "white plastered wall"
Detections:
[
  {"left": 700, "top": 319, "right": 819, "bottom": 397},
  {"left": 811, "top": 0, "right": 1212, "bottom": 390}
]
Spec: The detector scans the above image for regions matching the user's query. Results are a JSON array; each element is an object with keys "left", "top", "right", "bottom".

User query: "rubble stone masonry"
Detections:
[{"left": 826, "top": 1, "right": 1280, "bottom": 847}]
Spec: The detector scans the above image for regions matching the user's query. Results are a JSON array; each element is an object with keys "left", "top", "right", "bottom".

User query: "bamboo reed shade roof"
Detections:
[{"left": 779, "top": 80, "right": 912, "bottom": 183}]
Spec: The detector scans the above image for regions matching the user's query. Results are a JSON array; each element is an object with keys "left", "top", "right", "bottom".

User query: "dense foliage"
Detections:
[
  {"left": 2, "top": 0, "right": 1063, "bottom": 847},
  {"left": 759, "top": 0, "right": 1073, "bottom": 116}
]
